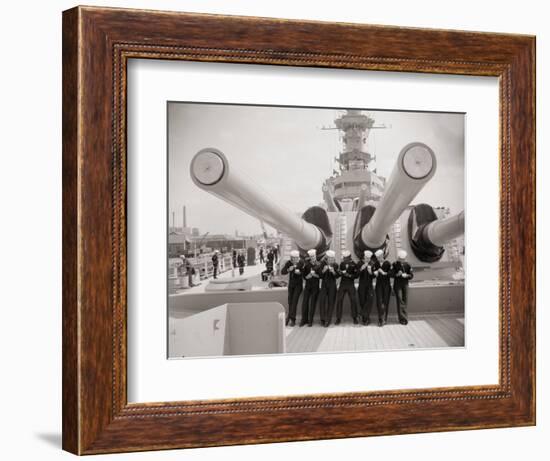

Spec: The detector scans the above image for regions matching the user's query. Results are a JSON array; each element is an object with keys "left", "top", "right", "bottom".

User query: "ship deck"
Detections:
[
  {"left": 284, "top": 313, "right": 464, "bottom": 354},
  {"left": 170, "top": 264, "right": 465, "bottom": 356}
]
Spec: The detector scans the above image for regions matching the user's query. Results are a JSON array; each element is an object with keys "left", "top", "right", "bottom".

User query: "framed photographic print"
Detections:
[{"left": 62, "top": 6, "right": 535, "bottom": 455}]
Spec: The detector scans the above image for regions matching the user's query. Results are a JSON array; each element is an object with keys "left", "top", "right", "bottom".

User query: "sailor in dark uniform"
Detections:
[
  {"left": 261, "top": 257, "right": 274, "bottom": 282},
  {"left": 301, "top": 249, "right": 322, "bottom": 327},
  {"left": 237, "top": 251, "right": 245, "bottom": 275},
  {"left": 357, "top": 249, "right": 376, "bottom": 325},
  {"left": 281, "top": 250, "right": 304, "bottom": 327},
  {"left": 391, "top": 250, "right": 414, "bottom": 325},
  {"left": 211, "top": 250, "right": 219, "bottom": 279},
  {"left": 374, "top": 249, "right": 392, "bottom": 326},
  {"left": 319, "top": 250, "right": 339, "bottom": 327},
  {"left": 335, "top": 250, "right": 359, "bottom": 325}
]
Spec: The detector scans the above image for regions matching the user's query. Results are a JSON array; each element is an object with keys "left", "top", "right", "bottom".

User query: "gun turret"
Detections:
[
  {"left": 190, "top": 148, "right": 330, "bottom": 254},
  {"left": 409, "top": 205, "right": 464, "bottom": 262},
  {"left": 353, "top": 142, "right": 436, "bottom": 256}
]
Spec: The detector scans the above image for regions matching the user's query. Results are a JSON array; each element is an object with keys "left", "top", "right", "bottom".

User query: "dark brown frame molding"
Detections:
[{"left": 62, "top": 5, "right": 536, "bottom": 455}]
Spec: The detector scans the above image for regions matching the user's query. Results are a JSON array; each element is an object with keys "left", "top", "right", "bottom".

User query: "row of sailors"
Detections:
[{"left": 281, "top": 248, "right": 413, "bottom": 328}]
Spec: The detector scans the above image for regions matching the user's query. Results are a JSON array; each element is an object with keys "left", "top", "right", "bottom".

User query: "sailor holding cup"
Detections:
[
  {"left": 374, "top": 249, "right": 392, "bottom": 326},
  {"left": 358, "top": 249, "right": 376, "bottom": 325},
  {"left": 281, "top": 250, "right": 304, "bottom": 327},
  {"left": 319, "top": 250, "right": 340, "bottom": 327},
  {"left": 301, "top": 249, "right": 322, "bottom": 327},
  {"left": 391, "top": 250, "right": 414, "bottom": 325},
  {"left": 335, "top": 250, "right": 359, "bottom": 325}
]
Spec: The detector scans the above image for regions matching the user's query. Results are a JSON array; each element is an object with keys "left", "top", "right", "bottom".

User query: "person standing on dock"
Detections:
[
  {"left": 182, "top": 256, "right": 196, "bottom": 287},
  {"left": 211, "top": 250, "right": 219, "bottom": 279},
  {"left": 261, "top": 256, "right": 274, "bottom": 282},
  {"left": 281, "top": 250, "right": 304, "bottom": 327},
  {"left": 358, "top": 250, "right": 376, "bottom": 325},
  {"left": 237, "top": 250, "right": 245, "bottom": 275},
  {"left": 391, "top": 250, "right": 414, "bottom": 325},
  {"left": 319, "top": 250, "right": 340, "bottom": 327},
  {"left": 335, "top": 250, "right": 359, "bottom": 325},
  {"left": 301, "top": 249, "right": 321, "bottom": 327},
  {"left": 374, "top": 249, "right": 392, "bottom": 326}
]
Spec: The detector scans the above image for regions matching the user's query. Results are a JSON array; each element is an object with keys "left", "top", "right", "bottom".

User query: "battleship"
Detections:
[{"left": 169, "top": 108, "right": 465, "bottom": 358}]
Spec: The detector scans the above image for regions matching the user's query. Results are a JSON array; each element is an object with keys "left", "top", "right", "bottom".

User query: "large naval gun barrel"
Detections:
[
  {"left": 190, "top": 148, "right": 327, "bottom": 253},
  {"left": 358, "top": 142, "right": 437, "bottom": 251},
  {"left": 409, "top": 206, "right": 465, "bottom": 262},
  {"left": 423, "top": 210, "right": 464, "bottom": 246}
]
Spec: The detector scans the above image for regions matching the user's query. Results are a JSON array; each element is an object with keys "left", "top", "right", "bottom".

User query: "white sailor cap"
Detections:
[
  {"left": 364, "top": 250, "right": 373, "bottom": 258},
  {"left": 307, "top": 249, "right": 317, "bottom": 257},
  {"left": 375, "top": 249, "right": 384, "bottom": 258},
  {"left": 342, "top": 250, "right": 351, "bottom": 257},
  {"left": 326, "top": 250, "right": 335, "bottom": 258},
  {"left": 397, "top": 250, "right": 407, "bottom": 259},
  {"left": 290, "top": 250, "right": 300, "bottom": 258}
]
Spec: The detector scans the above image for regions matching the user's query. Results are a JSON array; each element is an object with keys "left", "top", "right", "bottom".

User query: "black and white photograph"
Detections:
[{"left": 167, "top": 102, "right": 465, "bottom": 358}]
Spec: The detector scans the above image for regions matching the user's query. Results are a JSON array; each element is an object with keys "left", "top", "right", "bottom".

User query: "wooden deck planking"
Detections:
[
  {"left": 285, "top": 313, "right": 464, "bottom": 354},
  {"left": 420, "top": 314, "right": 463, "bottom": 346},
  {"left": 365, "top": 324, "right": 376, "bottom": 350},
  {"left": 336, "top": 324, "right": 345, "bottom": 352},
  {"left": 414, "top": 318, "right": 441, "bottom": 348},
  {"left": 446, "top": 315, "right": 466, "bottom": 339},
  {"left": 410, "top": 319, "right": 447, "bottom": 348},
  {"left": 395, "top": 320, "right": 418, "bottom": 349},
  {"left": 400, "top": 318, "right": 430, "bottom": 349},
  {"left": 384, "top": 323, "right": 402, "bottom": 349},
  {"left": 370, "top": 324, "right": 382, "bottom": 351},
  {"left": 425, "top": 316, "right": 464, "bottom": 347},
  {"left": 437, "top": 316, "right": 463, "bottom": 342}
]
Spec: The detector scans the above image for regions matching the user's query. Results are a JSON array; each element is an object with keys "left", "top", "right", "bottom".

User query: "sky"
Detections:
[{"left": 168, "top": 103, "right": 464, "bottom": 236}]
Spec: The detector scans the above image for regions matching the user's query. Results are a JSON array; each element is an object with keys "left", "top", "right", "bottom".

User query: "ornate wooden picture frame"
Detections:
[{"left": 62, "top": 6, "right": 535, "bottom": 455}]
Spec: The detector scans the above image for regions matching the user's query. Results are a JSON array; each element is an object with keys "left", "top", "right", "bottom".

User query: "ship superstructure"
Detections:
[{"left": 323, "top": 110, "right": 386, "bottom": 208}]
